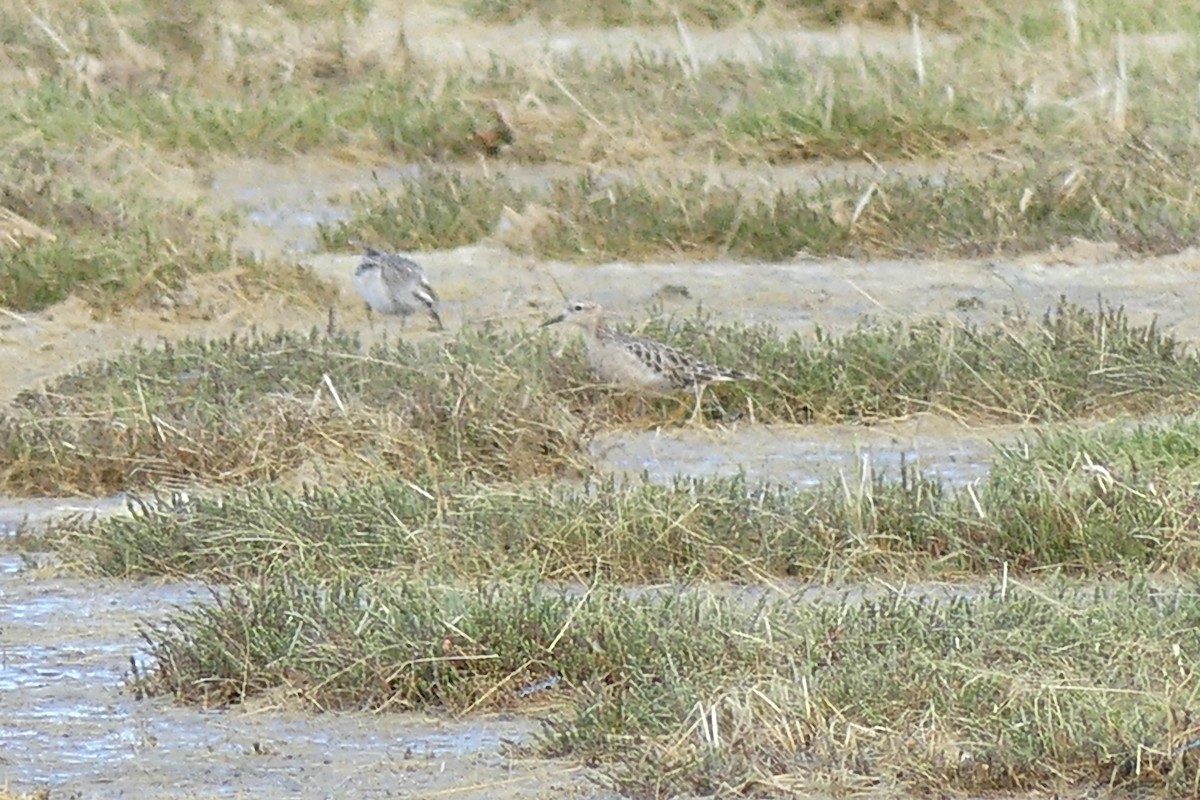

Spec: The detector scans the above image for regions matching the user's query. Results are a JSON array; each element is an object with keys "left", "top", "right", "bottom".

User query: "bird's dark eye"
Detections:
[{"left": 572, "top": 302, "right": 584, "bottom": 311}]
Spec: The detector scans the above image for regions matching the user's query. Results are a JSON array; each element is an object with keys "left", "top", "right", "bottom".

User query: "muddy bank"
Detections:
[
  {"left": 396, "top": 2, "right": 957, "bottom": 68},
  {"left": 299, "top": 244, "right": 1200, "bottom": 344},
  {"left": 395, "top": 3, "right": 1191, "bottom": 70}
]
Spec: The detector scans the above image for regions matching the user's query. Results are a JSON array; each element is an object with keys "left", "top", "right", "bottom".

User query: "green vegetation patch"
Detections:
[
  {"left": 4, "top": 301, "right": 1199, "bottom": 495},
  {"left": 0, "top": 138, "right": 333, "bottom": 312},
  {"left": 320, "top": 172, "right": 526, "bottom": 252},
  {"left": 9, "top": 0, "right": 1200, "bottom": 166},
  {"left": 461, "top": 0, "right": 1200, "bottom": 36},
  {"left": 44, "top": 414, "right": 1200, "bottom": 581},
  {"left": 137, "top": 574, "right": 1200, "bottom": 796},
  {"left": 0, "top": 141, "right": 267, "bottom": 312},
  {"left": 0, "top": 326, "right": 588, "bottom": 495},
  {"left": 324, "top": 137, "right": 1200, "bottom": 262},
  {"left": 6, "top": 48, "right": 1013, "bottom": 164},
  {"left": 11, "top": 76, "right": 486, "bottom": 162}
]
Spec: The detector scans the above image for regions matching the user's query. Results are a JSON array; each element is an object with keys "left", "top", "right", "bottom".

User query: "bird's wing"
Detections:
[
  {"left": 623, "top": 334, "right": 748, "bottom": 388},
  {"left": 377, "top": 257, "right": 421, "bottom": 290},
  {"left": 415, "top": 273, "right": 439, "bottom": 304}
]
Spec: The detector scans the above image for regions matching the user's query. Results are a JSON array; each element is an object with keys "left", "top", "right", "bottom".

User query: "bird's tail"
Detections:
[{"left": 701, "top": 365, "right": 756, "bottom": 383}]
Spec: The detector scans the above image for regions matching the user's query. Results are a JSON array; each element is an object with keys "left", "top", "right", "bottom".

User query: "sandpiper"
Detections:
[
  {"left": 353, "top": 247, "right": 443, "bottom": 331},
  {"left": 542, "top": 300, "right": 754, "bottom": 423}
]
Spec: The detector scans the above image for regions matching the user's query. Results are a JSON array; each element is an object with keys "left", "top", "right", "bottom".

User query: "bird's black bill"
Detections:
[{"left": 540, "top": 314, "right": 565, "bottom": 328}]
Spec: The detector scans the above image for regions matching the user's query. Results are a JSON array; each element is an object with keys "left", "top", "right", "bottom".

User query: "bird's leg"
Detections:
[
  {"left": 687, "top": 384, "right": 707, "bottom": 425},
  {"left": 659, "top": 392, "right": 693, "bottom": 427},
  {"left": 622, "top": 393, "right": 649, "bottom": 426},
  {"left": 364, "top": 304, "right": 375, "bottom": 333},
  {"left": 710, "top": 393, "right": 731, "bottom": 421},
  {"left": 639, "top": 396, "right": 672, "bottom": 431},
  {"left": 616, "top": 392, "right": 662, "bottom": 430}
]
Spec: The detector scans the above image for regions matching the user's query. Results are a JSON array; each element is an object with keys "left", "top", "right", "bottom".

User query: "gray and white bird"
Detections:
[
  {"left": 542, "top": 300, "right": 754, "bottom": 423},
  {"left": 353, "top": 247, "right": 443, "bottom": 331}
]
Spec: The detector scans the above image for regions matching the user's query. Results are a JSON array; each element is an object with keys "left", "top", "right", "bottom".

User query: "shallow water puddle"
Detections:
[
  {"left": 592, "top": 416, "right": 1018, "bottom": 487},
  {"left": 0, "top": 555, "right": 600, "bottom": 798}
]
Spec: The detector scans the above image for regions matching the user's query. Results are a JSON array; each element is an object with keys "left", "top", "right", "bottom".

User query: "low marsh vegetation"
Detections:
[
  {"left": 462, "top": 0, "right": 1200, "bottom": 36},
  {"left": 3, "top": 300, "right": 1198, "bottom": 495},
  {"left": 136, "top": 573, "right": 1200, "bottom": 796},
  {"left": 460, "top": 0, "right": 885, "bottom": 27},
  {"left": 4, "top": 0, "right": 1198, "bottom": 167},
  {"left": 44, "top": 413, "right": 1200, "bottom": 581},
  {"left": 0, "top": 140, "right": 327, "bottom": 312},
  {"left": 0, "top": 326, "right": 589, "bottom": 495},
  {"left": 324, "top": 136, "right": 1200, "bottom": 262}
]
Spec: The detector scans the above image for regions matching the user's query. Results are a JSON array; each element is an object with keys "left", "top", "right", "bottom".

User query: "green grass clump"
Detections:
[
  {"left": 462, "top": 0, "right": 1200, "bottom": 37},
  {"left": 0, "top": 142, "right": 258, "bottom": 311},
  {"left": 732, "top": 298, "right": 1199, "bottom": 422},
  {"left": 0, "top": 326, "right": 588, "bottom": 495},
  {"left": 137, "top": 576, "right": 742, "bottom": 710},
  {"left": 568, "top": 580, "right": 1200, "bottom": 796},
  {"left": 4, "top": 300, "right": 1199, "bottom": 495},
  {"left": 325, "top": 137, "right": 1200, "bottom": 262},
  {"left": 0, "top": 139, "right": 332, "bottom": 312},
  {"left": 76, "top": 39, "right": 1036, "bottom": 165},
  {"left": 136, "top": 574, "right": 1200, "bottom": 796},
  {"left": 317, "top": 172, "right": 526, "bottom": 252},
  {"left": 45, "top": 414, "right": 1200, "bottom": 581},
  {"left": 12, "top": 77, "right": 488, "bottom": 162}
]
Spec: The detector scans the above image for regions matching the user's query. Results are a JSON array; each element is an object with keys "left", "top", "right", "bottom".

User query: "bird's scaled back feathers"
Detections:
[
  {"left": 544, "top": 299, "right": 754, "bottom": 393},
  {"left": 616, "top": 332, "right": 751, "bottom": 390}
]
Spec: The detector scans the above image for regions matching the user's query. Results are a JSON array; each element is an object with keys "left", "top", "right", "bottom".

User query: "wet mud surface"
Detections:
[{"left": 0, "top": 496, "right": 130, "bottom": 537}]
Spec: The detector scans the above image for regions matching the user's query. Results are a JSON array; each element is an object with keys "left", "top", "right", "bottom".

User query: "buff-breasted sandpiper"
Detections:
[{"left": 542, "top": 300, "right": 754, "bottom": 423}]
